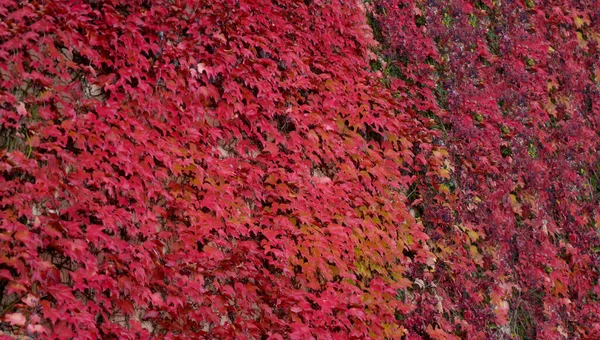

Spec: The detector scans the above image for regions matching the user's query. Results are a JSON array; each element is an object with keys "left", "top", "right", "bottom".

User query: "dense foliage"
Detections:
[
  {"left": 1, "top": 0, "right": 599, "bottom": 339},
  {"left": 0, "top": 0, "right": 438, "bottom": 338},
  {"left": 369, "top": 0, "right": 600, "bottom": 337}
]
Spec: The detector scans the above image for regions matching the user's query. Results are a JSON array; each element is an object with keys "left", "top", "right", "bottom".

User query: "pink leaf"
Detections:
[{"left": 5, "top": 313, "right": 26, "bottom": 326}]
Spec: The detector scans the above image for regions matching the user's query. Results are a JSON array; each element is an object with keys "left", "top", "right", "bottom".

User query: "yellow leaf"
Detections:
[
  {"left": 438, "top": 168, "right": 450, "bottom": 179},
  {"left": 509, "top": 194, "right": 523, "bottom": 216},
  {"left": 577, "top": 32, "right": 587, "bottom": 48},
  {"left": 433, "top": 149, "right": 448, "bottom": 158},
  {"left": 467, "top": 230, "right": 481, "bottom": 242}
]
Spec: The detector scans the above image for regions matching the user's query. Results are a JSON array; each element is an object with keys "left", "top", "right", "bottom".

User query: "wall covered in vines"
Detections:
[{"left": 1, "top": 0, "right": 599, "bottom": 339}]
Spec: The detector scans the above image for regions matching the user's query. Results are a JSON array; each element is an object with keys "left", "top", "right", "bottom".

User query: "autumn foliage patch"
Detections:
[
  {"left": 1, "top": 0, "right": 600, "bottom": 339},
  {"left": 371, "top": 0, "right": 600, "bottom": 337}
]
